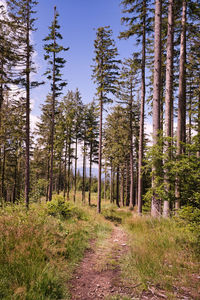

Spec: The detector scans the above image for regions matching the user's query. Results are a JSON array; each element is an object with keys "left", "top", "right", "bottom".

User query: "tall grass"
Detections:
[
  {"left": 121, "top": 215, "right": 200, "bottom": 297},
  {"left": 0, "top": 196, "right": 111, "bottom": 299}
]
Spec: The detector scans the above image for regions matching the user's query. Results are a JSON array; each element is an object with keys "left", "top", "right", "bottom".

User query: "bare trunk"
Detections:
[
  {"left": 0, "top": 81, "right": 3, "bottom": 199},
  {"left": 57, "top": 158, "right": 62, "bottom": 195},
  {"left": 13, "top": 157, "right": 18, "bottom": 204},
  {"left": 1, "top": 145, "right": 5, "bottom": 203},
  {"left": 129, "top": 84, "right": 134, "bottom": 208},
  {"left": 197, "top": 91, "right": 200, "bottom": 159},
  {"left": 116, "top": 166, "right": 120, "bottom": 208},
  {"left": 126, "top": 159, "right": 130, "bottom": 206},
  {"left": 67, "top": 140, "right": 71, "bottom": 201},
  {"left": 151, "top": 0, "right": 162, "bottom": 217},
  {"left": 175, "top": 0, "right": 187, "bottom": 210},
  {"left": 104, "top": 170, "right": 106, "bottom": 201},
  {"left": 97, "top": 92, "right": 103, "bottom": 213},
  {"left": 82, "top": 140, "right": 86, "bottom": 202},
  {"left": 163, "top": 0, "right": 174, "bottom": 217},
  {"left": 73, "top": 137, "right": 78, "bottom": 202},
  {"left": 88, "top": 142, "right": 92, "bottom": 206},
  {"left": 110, "top": 164, "right": 113, "bottom": 203},
  {"left": 121, "top": 168, "right": 125, "bottom": 206},
  {"left": 138, "top": 0, "right": 146, "bottom": 215},
  {"left": 25, "top": 3, "right": 30, "bottom": 209},
  {"left": 46, "top": 149, "right": 50, "bottom": 202},
  {"left": 63, "top": 142, "right": 67, "bottom": 200}
]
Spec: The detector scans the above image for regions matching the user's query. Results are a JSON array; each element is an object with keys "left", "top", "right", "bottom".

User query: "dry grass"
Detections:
[{"left": 0, "top": 196, "right": 111, "bottom": 299}]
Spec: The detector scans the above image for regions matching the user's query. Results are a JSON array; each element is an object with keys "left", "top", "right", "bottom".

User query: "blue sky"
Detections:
[{"left": 31, "top": 0, "right": 134, "bottom": 117}]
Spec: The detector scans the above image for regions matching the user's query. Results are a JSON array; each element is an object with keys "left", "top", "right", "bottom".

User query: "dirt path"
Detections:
[{"left": 69, "top": 225, "right": 134, "bottom": 300}]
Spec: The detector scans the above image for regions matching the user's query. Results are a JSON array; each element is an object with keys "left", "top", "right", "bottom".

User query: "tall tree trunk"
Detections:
[
  {"left": 57, "top": 158, "right": 62, "bottom": 195},
  {"left": 63, "top": 142, "right": 67, "bottom": 200},
  {"left": 175, "top": 0, "right": 187, "bottom": 210},
  {"left": 88, "top": 142, "right": 92, "bottom": 206},
  {"left": 163, "top": 0, "right": 174, "bottom": 217},
  {"left": 110, "top": 163, "right": 113, "bottom": 203},
  {"left": 25, "top": 2, "right": 30, "bottom": 209},
  {"left": 104, "top": 169, "right": 106, "bottom": 201},
  {"left": 46, "top": 148, "right": 50, "bottom": 202},
  {"left": 1, "top": 145, "right": 5, "bottom": 203},
  {"left": 151, "top": 0, "right": 162, "bottom": 217},
  {"left": 48, "top": 7, "right": 56, "bottom": 202},
  {"left": 197, "top": 91, "right": 200, "bottom": 159},
  {"left": 188, "top": 80, "right": 192, "bottom": 157},
  {"left": 73, "top": 136, "right": 78, "bottom": 202},
  {"left": 121, "top": 167, "right": 125, "bottom": 206},
  {"left": 13, "top": 157, "right": 18, "bottom": 204},
  {"left": 0, "top": 80, "right": 3, "bottom": 199},
  {"left": 98, "top": 92, "right": 103, "bottom": 213},
  {"left": 129, "top": 84, "right": 134, "bottom": 208},
  {"left": 82, "top": 140, "right": 86, "bottom": 202},
  {"left": 67, "top": 140, "right": 71, "bottom": 201},
  {"left": 126, "top": 159, "right": 130, "bottom": 206},
  {"left": 116, "top": 166, "right": 120, "bottom": 208},
  {"left": 138, "top": 0, "right": 146, "bottom": 215}
]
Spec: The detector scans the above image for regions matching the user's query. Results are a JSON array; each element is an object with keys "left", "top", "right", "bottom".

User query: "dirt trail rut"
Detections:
[{"left": 69, "top": 225, "right": 134, "bottom": 300}]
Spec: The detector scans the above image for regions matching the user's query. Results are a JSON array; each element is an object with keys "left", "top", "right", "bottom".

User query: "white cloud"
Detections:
[{"left": 30, "top": 114, "right": 39, "bottom": 134}]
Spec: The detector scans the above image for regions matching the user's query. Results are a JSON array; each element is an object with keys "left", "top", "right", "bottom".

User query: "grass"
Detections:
[
  {"left": 0, "top": 194, "right": 112, "bottom": 299},
  {"left": 1, "top": 192, "right": 199, "bottom": 299},
  {"left": 102, "top": 206, "right": 200, "bottom": 298}
]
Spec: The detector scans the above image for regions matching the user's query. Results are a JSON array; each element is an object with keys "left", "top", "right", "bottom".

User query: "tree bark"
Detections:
[
  {"left": 63, "top": 142, "right": 67, "bottom": 200},
  {"left": 163, "top": 0, "right": 174, "bottom": 218},
  {"left": 151, "top": 0, "right": 162, "bottom": 217},
  {"left": 98, "top": 92, "right": 103, "bottom": 213},
  {"left": 1, "top": 145, "right": 5, "bottom": 203},
  {"left": 129, "top": 83, "right": 134, "bottom": 208},
  {"left": 138, "top": 0, "right": 146, "bottom": 215},
  {"left": 46, "top": 149, "right": 50, "bottom": 202},
  {"left": 104, "top": 170, "right": 106, "bottom": 201},
  {"left": 126, "top": 159, "right": 130, "bottom": 206},
  {"left": 175, "top": 0, "right": 187, "bottom": 210},
  {"left": 121, "top": 167, "right": 125, "bottom": 206},
  {"left": 25, "top": 1, "right": 30, "bottom": 209},
  {"left": 57, "top": 158, "right": 62, "bottom": 195},
  {"left": 67, "top": 140, "right": 71, "bottom": 201},
  {"left": 116, "top": 166, "right": 120, "bottom": 208},
  {"left": 88, "top": 142, "right": 92, "bottom": 206},
  {"left": 197, "top": 91, "right": 200, "bottom": 159},
  {"left": 82, "top": 140, "right": 86, "bottom": 202},
  {"left": 73, "top": 137, "right": 78, "bottom": 202},
  {"left": 110, "top": 163, "right": 113, "bottom": 203}
]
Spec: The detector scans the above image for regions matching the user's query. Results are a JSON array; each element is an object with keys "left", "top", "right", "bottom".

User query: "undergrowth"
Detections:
[{"left": 0, "top": 195, "right": 111, "bottom": 299}]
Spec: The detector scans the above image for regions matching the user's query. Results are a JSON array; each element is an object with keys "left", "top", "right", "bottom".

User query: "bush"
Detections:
[
  {"left": 175, "top": 206, "right": 200, "bottom": 255},
  {"left": 47, "top": 195, "right": 88, "bottom": 220}
]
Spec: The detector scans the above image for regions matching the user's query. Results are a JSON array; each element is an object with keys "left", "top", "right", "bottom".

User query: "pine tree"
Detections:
[
  {"left": 43, "top": 6, "right": 68, "bottom": 201},
  {"left": 151, "top": 0, "right": 162, "bottom": 217},
  {"left": 92, "top": 26, "right": 120, "bottom": 213},
  {"left": 163, "top": 0, "right": 174, "bottom": 217},
  {"left": 6, "top": 0, "right": 40, "bottom": 209}
]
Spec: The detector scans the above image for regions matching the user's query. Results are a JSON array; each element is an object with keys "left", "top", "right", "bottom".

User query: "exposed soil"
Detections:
[{"left": 69, "top": 225, "right": 134, "bottom": 299}]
